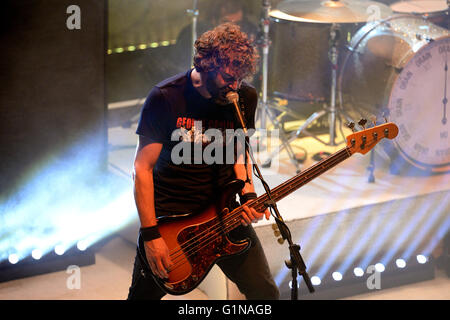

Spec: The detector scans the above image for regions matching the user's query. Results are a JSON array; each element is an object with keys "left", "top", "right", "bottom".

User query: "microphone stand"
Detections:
[{"left": 228, "top": 93, "right": 315, "bottom": 299}]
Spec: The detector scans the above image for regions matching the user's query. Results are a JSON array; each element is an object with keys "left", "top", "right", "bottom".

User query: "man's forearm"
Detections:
[
  {"left": 234, "top": 156, "right": 255, "bottom": 195},
  {"left": 133, "top": 168, "right": 158, "bottom": 228}
]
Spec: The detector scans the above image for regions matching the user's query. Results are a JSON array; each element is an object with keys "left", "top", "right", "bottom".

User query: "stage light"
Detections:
[
  {"left": 353, "top": 267, "right": 364, "bottom": 277},
  {"left": 31, "top": 249, "right": 42, "bottom": 260},
  {"left": 54, "top": 245, "right": 66, "bottom": 256},
  {"left": 332, "top": 272, "right": 342, "bottom": 281},
  {"left": 311, "top": 276, "right": 321, "bottom": 286},
  {"left": 76, "top": 240, "right": 88, "bottom": 252},
  {"left": 8, "top": 254, "right": 19, "bottom": 265},
  {"left": 375, "top": 263, "right": 385, "bottom": 273},
  {"left": 396, "top": 259, "right": 406, "bottom": 268},
  {"left": 417, "top": 255, "right": 427, "bottom": 264}
]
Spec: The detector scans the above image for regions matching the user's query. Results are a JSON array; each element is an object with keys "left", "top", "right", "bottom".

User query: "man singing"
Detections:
[{"left": 128, "top": 23, "right": 279, "bottom": 300}]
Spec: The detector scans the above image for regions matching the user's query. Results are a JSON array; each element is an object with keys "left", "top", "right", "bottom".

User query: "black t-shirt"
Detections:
[{"left": 136, "top": 69, "right": 257, "bottom": 217}]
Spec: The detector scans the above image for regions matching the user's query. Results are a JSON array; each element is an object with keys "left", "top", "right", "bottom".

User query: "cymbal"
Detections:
[{"left": 271, "top": 0, "right": 393, "bottom": 23}]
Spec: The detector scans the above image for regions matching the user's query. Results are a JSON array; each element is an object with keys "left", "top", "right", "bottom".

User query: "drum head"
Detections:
[{"left": 339, "top": 16, "right": 450, "bottom": 172}]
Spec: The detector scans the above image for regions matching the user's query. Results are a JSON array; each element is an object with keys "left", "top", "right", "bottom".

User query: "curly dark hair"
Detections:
[{"left": 193, "top": 23, "right": 259, "bottom": 81}]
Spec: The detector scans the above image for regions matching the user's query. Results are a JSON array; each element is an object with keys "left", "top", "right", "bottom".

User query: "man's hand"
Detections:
[
  {"left": 241, "top": 205, "right": 270, "bottom": 226},
  {"left": 144, "top": 237, "right": 173, "bottom": 279}
]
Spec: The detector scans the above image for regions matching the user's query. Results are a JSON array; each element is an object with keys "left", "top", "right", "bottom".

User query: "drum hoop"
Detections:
[
  {"left": 394, "top": 140, "right": 450, "bottom": 171},
  {"left": 337, "top": 13, "right": 440, "bottom": 111}
]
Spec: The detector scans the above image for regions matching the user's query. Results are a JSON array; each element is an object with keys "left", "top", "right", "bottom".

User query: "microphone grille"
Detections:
[{"left": 226, "top": 91, "right": 239, "bottom": 103}]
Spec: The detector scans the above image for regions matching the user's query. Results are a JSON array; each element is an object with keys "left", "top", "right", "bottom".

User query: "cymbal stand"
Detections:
[
  {"left": 262, "top": 24, "right": 351, "bottom": 170},
  {"left": 256, "top": 0, "right": 304, "bottom": 173},
  {"left": 187, "top": 0, "right": 199, "bottom": 67},
  {"left": 328, "top": 23, "right": 339, "bottom": 146},
  {"left": 259, "top": 0, "right": 271, "bottom": 130}
]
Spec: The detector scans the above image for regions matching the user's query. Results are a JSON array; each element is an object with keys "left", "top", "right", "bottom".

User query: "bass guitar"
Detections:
[{"left": 138, "top": 122, "right": 398, "bottom": 295}]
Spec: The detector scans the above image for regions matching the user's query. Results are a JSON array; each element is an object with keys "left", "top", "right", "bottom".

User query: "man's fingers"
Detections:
[
  {"left": 241, "top": 205, "right": 251, "bottom": 225},
  {"left": 265, "top": 208, "right": 271, "bottom": 220},
  {"left": 144, "top": 239, "right": 172, "bottom": 279},
  {"left": 162, "top": 255, "right": 173, "bottom": 272},
  {"left": 156, "top": 259, "right": 169, "bottom": 279},
  {"left": 241, "top": 205, "right": 265, "bottom": 226}
]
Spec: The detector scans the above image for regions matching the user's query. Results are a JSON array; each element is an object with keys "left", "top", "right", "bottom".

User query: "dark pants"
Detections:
[{"left": 127, "top": 225, "right": 279, "bottom": 300}]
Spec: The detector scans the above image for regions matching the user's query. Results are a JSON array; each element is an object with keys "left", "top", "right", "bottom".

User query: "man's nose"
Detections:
[{"left": 228, "top": 80, "right": 239, "bottom": 91}]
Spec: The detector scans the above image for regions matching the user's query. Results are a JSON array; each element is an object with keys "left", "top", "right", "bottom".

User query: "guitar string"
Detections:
[
  {"left": 166, "top": 146, "right": 351, "bottom": 260},
  {"left": 165, "top": 148, "right": 352, "bottom": 271},
  {"left": 165, "top": 147, "right": 351, "bottom": 268},
  {"left": 166, "top": 149, "right": 351, "bottom": 273},
  {"left": 166, "top": 147, "right": 351, "bottom": 269}
]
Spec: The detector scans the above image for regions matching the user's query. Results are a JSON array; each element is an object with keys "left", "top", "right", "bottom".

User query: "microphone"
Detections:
[
  {"left": 226, "top": 91, "right": 239, "bottom": 104},
  {"left": 226, "top": 91, "right": 248, "bottom": 134}
]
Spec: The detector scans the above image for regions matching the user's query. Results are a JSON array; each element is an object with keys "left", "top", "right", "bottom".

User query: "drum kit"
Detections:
[{"left": 258, "top": 0, "right": 450, "bottom": 174}]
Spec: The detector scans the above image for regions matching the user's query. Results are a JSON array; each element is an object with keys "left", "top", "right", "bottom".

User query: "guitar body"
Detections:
[{"left": 138, "top": 180, "right": 250, "bottom": 295}]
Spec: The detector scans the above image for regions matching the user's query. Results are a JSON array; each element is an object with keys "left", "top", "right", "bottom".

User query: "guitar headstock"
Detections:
[{"left": 346, "top": 122, "right": 398, "bottom": 155}]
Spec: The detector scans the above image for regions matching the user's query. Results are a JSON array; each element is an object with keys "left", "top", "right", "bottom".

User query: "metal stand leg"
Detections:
[
  {"left": 261, "top": 22, "right": 355, "bottom": 171},
  {"left": 187, "top": 0, "right": 199, "bottom": 68},
  {"left": 261, "top": 106, "right": 308, "bottom": 173},
  {"left": 367, "top": 149, "right": 376, "bottom": 183},
  {"left": 259, "top": 0, "right": 271, "bottom": 130},
  {"left": 256, "top": 0, "right": 307, "bottom": 172}
]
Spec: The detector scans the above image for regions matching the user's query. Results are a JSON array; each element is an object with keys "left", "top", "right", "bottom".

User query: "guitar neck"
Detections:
[{"left": 248, "top": 146, "right": 352, "bottom": 213}]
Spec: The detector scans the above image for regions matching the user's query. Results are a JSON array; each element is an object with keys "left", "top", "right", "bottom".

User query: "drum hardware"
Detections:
[
  {"left": 187, "top": 0, "right": 199, "bottom": 68},
  {"left": 257, "top": 0, "right": 393, "bottom": 172},
  {"left": 260, "top": 22, "right": 355, "bottom": 172},
  {"left": 256, "top": 0, "right": 309, "bottom": 173},
  {"left": 259, "top": 0, "right": 271, "bottom": 131},
  {"left": 338, "top": 14, "right": 450, "bottom": 174}
]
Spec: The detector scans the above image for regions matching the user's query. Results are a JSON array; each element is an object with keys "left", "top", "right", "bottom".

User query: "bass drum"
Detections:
[{"left": 339, "top": 15, "right": 450, "bottom": 173}]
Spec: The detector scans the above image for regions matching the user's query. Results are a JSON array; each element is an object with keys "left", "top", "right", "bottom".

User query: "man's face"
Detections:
[{"left": 205, "top": 67, "right": 241, "bottom": 105}]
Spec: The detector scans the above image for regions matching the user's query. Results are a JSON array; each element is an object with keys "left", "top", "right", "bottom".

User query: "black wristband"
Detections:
[
  {"left": 239, "top": 192, "right": 257, "bottom": 205},
  {"left": 140, "top": 225, "right": 161, "bottom": 242}
]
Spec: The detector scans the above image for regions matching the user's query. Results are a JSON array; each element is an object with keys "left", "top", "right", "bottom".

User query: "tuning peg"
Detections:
[
  {"left": 381, "top": 111, "right": 389, "bottom": 123},
  {"left": 347, "top": 122, "right": 356, "bottom": 132},
  {"left": 277, "top": 238, "right": 285, "bottom": 245},
  {"left": 358, "top": 118, "right": 367, "bottom": 129},
  {"left": 370, "top": 116, "right": 377, "bottom": 126}
]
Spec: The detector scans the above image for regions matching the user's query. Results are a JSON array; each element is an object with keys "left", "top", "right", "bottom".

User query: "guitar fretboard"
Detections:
[{"left": 244, "top": 147, "right": 352, "bottom": 215}]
